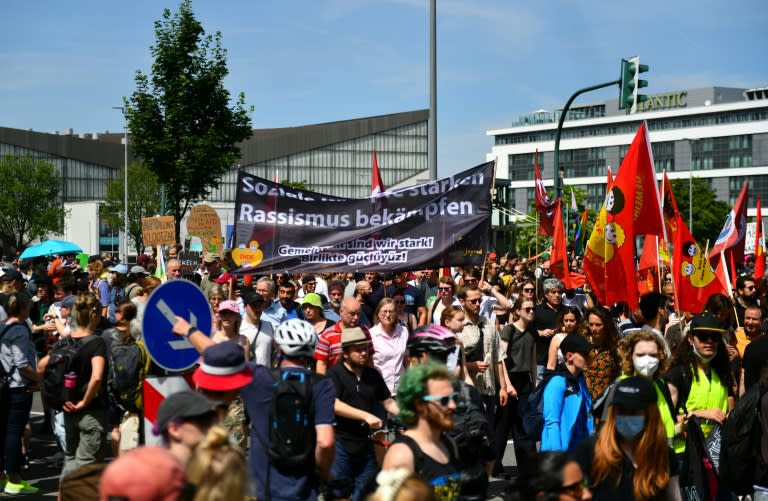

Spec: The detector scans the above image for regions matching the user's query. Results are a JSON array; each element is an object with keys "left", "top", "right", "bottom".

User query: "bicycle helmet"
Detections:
[
  {"left": 274, "top": 318, "right": 317, "bottom": 358},
  {"left": 407, "top": 324, "right": 456, "bottom": 356}
]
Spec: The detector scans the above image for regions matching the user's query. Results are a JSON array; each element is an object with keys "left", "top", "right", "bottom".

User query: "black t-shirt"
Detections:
[
  {"left": 500, "top": 324, "right": 536, "bottom": 374},
  {"left": 532, "top": 303, "right": 563, "bottom": 365},
  {"left": 71, "top": 334, "right": 108, "bottom": 409},
  {"left": 328, "top": 362, "right": 391, "bottom": 453},
  {"left": 743, "top": 335, "right": 768, "bottom": 390},
  {"left": 575, "top": 434, "right": 679, "bottom": 501}
]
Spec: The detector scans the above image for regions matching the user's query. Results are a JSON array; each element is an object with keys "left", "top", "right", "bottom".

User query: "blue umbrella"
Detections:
[{"left": 19, "top": 240, "right": 83, "bottom": 260}]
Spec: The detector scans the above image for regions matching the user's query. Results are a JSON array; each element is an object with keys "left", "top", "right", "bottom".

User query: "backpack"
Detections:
[
  {"left": 43, "top": 335, "right": 97, "bottom": 411},
  {"left": 261, "top": 368, "right": 317, "bottom": 471},
  {"left": 0, "top": 323, "right": 22, "bottom": 391},
  {"left": 521, "top": 371, "right": 557, "bottom": 439},
  {"left": 107, "top": 332, "right": 149, "bottom": 413},
  {"left": 719, "top": 383, "right": 766, "bottom": 495}
]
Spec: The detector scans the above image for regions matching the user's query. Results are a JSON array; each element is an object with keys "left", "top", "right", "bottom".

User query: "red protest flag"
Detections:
[
  {"left": 371, "top": 148, "right": 385, "bottom": 196},
  {"left": 550, "top": 199, "right": 573, "bottom": 289},
  {"left": 585, "top": 122, "right": 664, "bottom": 308},
  {"left": 534, "top": 150, "right": 557, "bottom": 236},
  {"left": 710, "top": 180, "right": 749, "bottom": 265},
  {"left": 755, "top": 195, "right": 765, "bottom": 285},
  {"left": 666, "top": 183, "right": 726, "bottom": 313}
]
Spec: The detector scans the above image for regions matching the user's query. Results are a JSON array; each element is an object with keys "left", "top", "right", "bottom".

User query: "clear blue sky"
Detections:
[{"left": 2, "top": 0, "right": 766, "bottom": 177}]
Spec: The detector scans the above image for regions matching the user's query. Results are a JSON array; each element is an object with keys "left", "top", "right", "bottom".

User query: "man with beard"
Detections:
[
  {"left": 354, "top": 280, "right": 374, "bottom": 323},
  {"left": 327, "top": 327, "right": 399, "bottom": 501},
  {"left": 277, "top": 280, "right": 301, "bottom": 320},
  {"left": 638, "top": 291, "right": 672, "bottom": 357},
  {"left": 324, "top": 280, "right": 346, "bottom": 323},
  {"left": 735, "top": 276, "right": 759, "bottom": 326},
  {"left": 254, "top": 277, "right": 286, "bottom": 330},
  {"left": 381, "top": 362, "right": 462, "bottom": 500},
  {"left": 740, "top": 306, "right": 767, "bottom": 393}
]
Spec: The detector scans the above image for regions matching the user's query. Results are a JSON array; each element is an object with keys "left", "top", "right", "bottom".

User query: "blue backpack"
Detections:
[{"left": 521, "top": 372, "right": 558, "bottom": 439}]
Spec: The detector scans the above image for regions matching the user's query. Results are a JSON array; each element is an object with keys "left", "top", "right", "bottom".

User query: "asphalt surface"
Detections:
[{"left": 10, "top": 392, "right": 515, "bottom": 500}]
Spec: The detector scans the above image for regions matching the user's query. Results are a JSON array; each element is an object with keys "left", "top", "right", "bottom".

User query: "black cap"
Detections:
[
  {"left": 612, "top": 376, "right": 656, "bottom": 410},
  {"left": 559, "top": 333, "right": 597, "bottom": 355},
  {"left": 1, "top": 269, "right": 23, "bottom": 282},
  {"left": 155, "top": 391, "right": 215, "bottom": 433},
  {"left": 690, "top": 311, "right": 726, "bottom": 335},
  {"left": 241, "top": 289, "right": 265, "bottom": 307}
]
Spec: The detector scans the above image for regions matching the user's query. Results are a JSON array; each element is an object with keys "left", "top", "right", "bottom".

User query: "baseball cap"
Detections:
[
  {"left": 301, "top": 292, "right": 323, "bottom": 309},
  {"left": 203, "top": 252, "right": 220, "bottom": 263},
  {"left": 217, "top": 300, "right": 240, "bottom": 315},
  {"left": 130, "top": 265, "right": 149, "bottom": 275},
  {"left": 193, "top": 342, "right": 253, "bottom": 392},
  {"left": 559, "top": 333, "right": 597, "bottom": 355},
  {"left": 55, "top": 295, "right": 76, "bottom": 309},
  {"left": 155, "top": 391, "right": 216, "bottom": 435},
  {"left": 213, "top": 271, "right": 233, "bottom": 284},
  {"left": 1, "top": 269, "right": 23, "bottom": 282},
  {"left": 611, "top": 376, "right": 656, "bottom": 410},
  {"left": 341, "top": 327, "right": 369, "bottom": 348},
  {"left": 99, "top": 446, "right": 187, "bottom": 501},
  {"left": 109, "top": 264, "right": 129, "bottom": 275},
  {"left": 241, "top": 289, "right": 265, "bottom": 308},
  {"left": 690, "top": 311, "right": 726, "bottom": 335}
]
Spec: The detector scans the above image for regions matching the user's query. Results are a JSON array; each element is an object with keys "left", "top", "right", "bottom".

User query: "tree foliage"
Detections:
[
  {"left": 101, "top": 162, "right": 162, "bottom": 255},
  {"left": 669, "top": 177, "right": 730, "bottom": 246},
  {"left": 126, "top": 0, "right": 253, "bottom": 240},
  {"left": 0, "top": 155, "right": 66, "bottom": 252}
]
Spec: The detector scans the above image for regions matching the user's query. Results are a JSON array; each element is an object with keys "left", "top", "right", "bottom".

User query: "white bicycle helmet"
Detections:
[{"left": 274, "top": 318, "right": 317, "bottom": 358}]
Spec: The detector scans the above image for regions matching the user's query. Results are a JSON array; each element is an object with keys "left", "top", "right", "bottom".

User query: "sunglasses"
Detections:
[
  {"left": 422, "top": 392, "right": 459, "bottom": 407},
  {"left": 464, "top": 278, "right": 478, "bottom": 283},
  {"left": 694, "top": 332, "right": 721, "bottom": 343},
  {"left": 438, "top": 287, "right": 452, "bottom": 292},
  {"left": 523, "top": 288, "right": 535, "bottom": 293},
  {"left": 467, "top": 298, "right": 482, "bottom": 304},
  {"left": 395, "top": 300, "right": 405, "bottom": 304},
  {"left": 522, "top": 307, "right": 534, "bottom": 313},
  {"left": 746, "top": 285, "right": 756, "bottom": 291}
]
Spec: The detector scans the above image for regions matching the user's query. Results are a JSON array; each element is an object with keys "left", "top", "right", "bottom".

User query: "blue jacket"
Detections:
[{"left": 541, "top": 370, "right": 593, "bottom": 452}]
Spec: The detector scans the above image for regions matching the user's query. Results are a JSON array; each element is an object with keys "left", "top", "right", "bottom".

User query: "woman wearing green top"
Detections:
[{"left": 665, "top": 311, "right": 734, "bottom": 455}]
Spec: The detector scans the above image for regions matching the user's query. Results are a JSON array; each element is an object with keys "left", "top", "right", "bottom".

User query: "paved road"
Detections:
[{"left": 10, "top": 392, "right": 515, "bottom": 499}]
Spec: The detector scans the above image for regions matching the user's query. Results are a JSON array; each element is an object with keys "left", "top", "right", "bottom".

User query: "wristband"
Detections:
[{"left": 186, "top": 326, "right": 197, "bottom": 338}]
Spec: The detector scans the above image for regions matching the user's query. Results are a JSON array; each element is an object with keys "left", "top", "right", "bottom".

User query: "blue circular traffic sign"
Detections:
[{"left": 142, "top": 279, "right": 212, "bottom": 372}]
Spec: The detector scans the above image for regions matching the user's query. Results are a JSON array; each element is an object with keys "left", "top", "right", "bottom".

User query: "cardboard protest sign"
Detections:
[
  {"left": 186, "top": 204, "right": 223, "bottom": 254},
  {"left": 142, "top": 216, "right": 175, "bottom": 247}
]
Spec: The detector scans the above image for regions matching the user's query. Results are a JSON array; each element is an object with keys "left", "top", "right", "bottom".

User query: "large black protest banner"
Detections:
[{"left": 233, "top": 161, "right": 494, "bottom": 273}]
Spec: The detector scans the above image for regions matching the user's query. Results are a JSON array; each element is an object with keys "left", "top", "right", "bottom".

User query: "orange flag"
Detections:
[
  {"left": 637, "top": 236, "right": 660, "bottom": 295},
  {"left": 584, "top": 122, "right": 664, "bottom": 308},
  {"left": 550, "top": 199, "right": 572, "bottom": 289},
  {"left": 755, "top": 195, "right": 765, "bottom": 285}
]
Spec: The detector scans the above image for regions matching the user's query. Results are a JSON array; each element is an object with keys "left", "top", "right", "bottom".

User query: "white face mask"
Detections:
[
  {"left": 633, "top": 354, "right": 659, "bottom": 377},
  {"left": 692, "top": 344, "right": 715, "bottom": 363}
]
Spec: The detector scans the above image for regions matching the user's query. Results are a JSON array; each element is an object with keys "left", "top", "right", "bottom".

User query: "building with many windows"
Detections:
[
  {"left": 0, "top": 109, "right": 429, "bottom": 256},
  {"left": 487, "top": 86, "right": 768, "bottom": 252}
]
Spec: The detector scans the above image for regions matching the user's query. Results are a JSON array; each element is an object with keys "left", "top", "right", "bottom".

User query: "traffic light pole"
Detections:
[{"left": 553, "top": 79, "right": 620, "bottom": 199}]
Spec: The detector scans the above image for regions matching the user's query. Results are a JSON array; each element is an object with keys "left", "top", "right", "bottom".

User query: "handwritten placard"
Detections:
[
  {"left": 142, "top": 216, "right": 175, "bottom": 247},
  {"left": 187, "top": 204, "right": 222, "bottom": 254}
]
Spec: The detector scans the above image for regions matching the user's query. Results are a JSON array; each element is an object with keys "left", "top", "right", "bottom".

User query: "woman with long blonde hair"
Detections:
[
  {"left": 186, "top": 425, "right": 248, "bottom": 501},
  {"left": 576, "top": 376, "right": 680, "bottom": 501}
]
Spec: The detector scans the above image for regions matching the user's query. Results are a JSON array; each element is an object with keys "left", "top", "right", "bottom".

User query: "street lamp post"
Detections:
[{"left": 113, "top": 106, "right": 128, "bottom": 263}]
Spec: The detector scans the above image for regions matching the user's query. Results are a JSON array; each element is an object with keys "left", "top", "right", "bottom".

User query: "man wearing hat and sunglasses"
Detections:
[{"left": 327, "top": 327, "right": 399, "bottom": 501}]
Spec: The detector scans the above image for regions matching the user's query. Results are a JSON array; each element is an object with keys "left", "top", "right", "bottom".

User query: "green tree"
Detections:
[
  {"left": 281, "top": 179, "right": 308, "bottom": 190},
  {"left": 126, "top": 0, "right": 253, "bottom": 241},
  {"left": 669, "top": 177, "right": 729, "bottom": 246},
  {"left": 101, "top": 162, "right": 162, "bottom": 255},
  {"left": 0, "top": 155, "right": 66, "bottom": 252}
]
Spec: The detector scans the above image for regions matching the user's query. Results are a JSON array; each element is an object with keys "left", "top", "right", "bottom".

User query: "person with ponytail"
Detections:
[
  {"left": 576, "top": 376, "right": 681, "bottom": 500},
  {"left": 186, "top": 425, "right": 248, "bottom": 501}
]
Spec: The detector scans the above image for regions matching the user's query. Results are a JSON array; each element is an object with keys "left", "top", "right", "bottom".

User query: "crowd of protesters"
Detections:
[{"left": 0, "top": 247, "right": 767, "bottom": 500}]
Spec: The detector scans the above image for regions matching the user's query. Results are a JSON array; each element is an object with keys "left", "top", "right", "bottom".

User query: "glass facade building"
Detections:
[{"left": 487, "top": 86, "right": 768, "bottom": 220}]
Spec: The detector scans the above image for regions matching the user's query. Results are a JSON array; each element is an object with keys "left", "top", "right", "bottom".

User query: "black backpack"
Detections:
[
  {"left": 521, "top": 371, "right": 558, "bottom": 439},
  {"left": 262, "top": 368, "right": 317, "bottom": 471},
  {"left": 43, "top": 335, "right": 96, "bottom": 411},
  {"left": 106, "top": 331, "right": 148, "bottom": 413},
  {"left": 719, "top": 383, "right": 766, "bottom": 495}
]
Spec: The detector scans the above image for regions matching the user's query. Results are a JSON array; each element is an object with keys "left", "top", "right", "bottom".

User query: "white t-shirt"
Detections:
[{"left": 240, "top": 318, "right": 274, "bottom": 367}]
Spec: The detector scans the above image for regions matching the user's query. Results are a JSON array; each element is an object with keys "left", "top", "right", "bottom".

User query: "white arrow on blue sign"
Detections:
[{"left": 142, "top": 279, "right": 212, "bottom": 372}]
